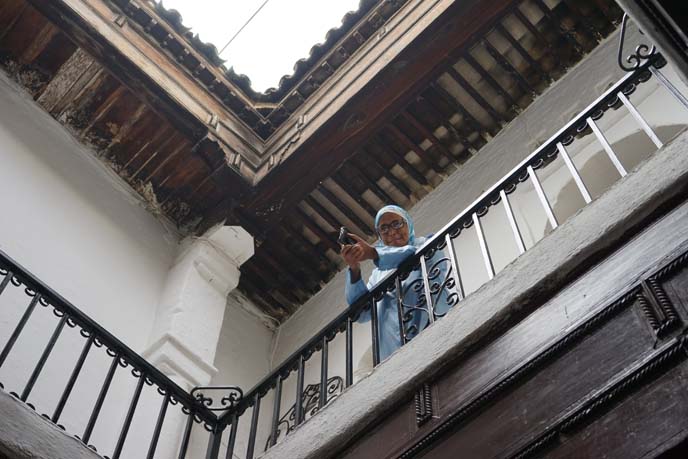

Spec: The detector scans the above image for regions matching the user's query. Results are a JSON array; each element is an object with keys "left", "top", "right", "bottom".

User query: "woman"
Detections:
[{"left": 342, "top": 205, "right": 449, "bottom": 361}]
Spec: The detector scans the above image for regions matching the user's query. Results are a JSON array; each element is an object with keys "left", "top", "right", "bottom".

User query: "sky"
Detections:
[{"left": 161, "top": 0, "right": 361, "bottom": 92}]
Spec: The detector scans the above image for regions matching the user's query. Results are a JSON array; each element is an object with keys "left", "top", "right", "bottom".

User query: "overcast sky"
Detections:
[{"left": 161, "top": 0, "right": 361, "bottom": 92}]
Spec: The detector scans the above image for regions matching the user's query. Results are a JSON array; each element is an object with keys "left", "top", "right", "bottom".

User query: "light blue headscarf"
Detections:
[{"left": 374, "top": 205, "right": 415, "bottom": 246}]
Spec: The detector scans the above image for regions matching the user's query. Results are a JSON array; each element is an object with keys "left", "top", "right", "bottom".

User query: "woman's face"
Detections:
[{"left": 378, "top": 212, "right": 410, "bottom": 247}]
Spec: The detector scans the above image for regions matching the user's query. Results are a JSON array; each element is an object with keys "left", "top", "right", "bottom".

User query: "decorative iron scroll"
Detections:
[
  {"left": 398, "top": 252, "right": 460, "bottom": 340},
  {"left": 618, "top": 13, "right": 657, "bottom": 72},
  {"left": 265, "top": 376, "right": 343, "bottom": 450},
  {"left": 191, "top": 385, "right": 243, "bottom": 411}
]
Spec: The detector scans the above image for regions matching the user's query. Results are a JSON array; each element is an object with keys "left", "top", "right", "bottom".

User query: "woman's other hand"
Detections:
[
  {"left": 347, "top": 233, "right": 378, "bottom": 261},
  {"left": 341, "top": 233, "right": 377, "bottom": 281}
]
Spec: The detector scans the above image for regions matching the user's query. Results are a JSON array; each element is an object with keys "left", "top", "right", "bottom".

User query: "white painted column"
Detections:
[{"left": 141, "top": 224, "right": 254, "bottom": 457}]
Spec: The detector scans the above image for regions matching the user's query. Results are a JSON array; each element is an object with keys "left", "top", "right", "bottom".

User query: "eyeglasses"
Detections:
[{"left": 378, "top": 219, "right": 406, "bottom": 235}]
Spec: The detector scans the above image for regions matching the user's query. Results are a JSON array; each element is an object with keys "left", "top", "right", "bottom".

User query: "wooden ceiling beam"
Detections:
[
  {"left": 238, "top": 275, "right": 288, "bottom": 322},
  {"left": 282, "top": 219, "right": 338, "bottom": 273},
  {"left": 121, "top": 125, "right": 174, "bottom": 173},
  {"left": 295, "top": 207, "right": 339, "bottom": 252},
  {"left": 79, "top": 85, "right": 127, "bottom": 139},
  {"left": 445, "top": 66, "right": 505, "bottom": 124},
  {"left": 316, "top": 185, "right": 374, "bottom": 236},
  {"left": 259, "top": 237, "right": 323, "bottom": 291},
  {"left": 36, "top": 49, "right": 99, "bottom": 114},
  {"left": 560, "top": 0, "right": 602, "bottom": 42},
  {"left": 415, "top": 94, "right": 480, "bottom": 155},
  {"left": 303, "top": 196, "right": 342, "bottom": 235},
  {"left": 384, "top": 124, "right": 443, "bottom": 175},
  {"left": 511, "top": 8, "right": 553, "bottom": 55},
  {"left": 481, "top": 37, "right": 536, "bottom": 97},
  {"left": 330, "top": 172, "right": 378, "bottom": 218},
  {"left": 26, "top": 0, "right": 258, "bottom": 168},
  {"left": 0, "top": 3, "right": 27, "bottom": 42},
  {"left": 104, "top": 102, "right": 147, "bottom": 155},
  {"left": 589, "top": 0, "right": 620, "bottom": 24},
  {"left": 462, "top": 53, "right": 520, "bottom": 115},
  {"left": 174, "top": 168, "right": 218, "bottom": 208},
  {"left": 494, "top": 23, "right": 547, "bottom": 82},
  {"left": 240, "top": 266, "right": 298, "bottom": 317},
  {"left": 265, "top": 225, "right": 328, "bottom": 282},
  {"left": 362, "top": 145, "right": 415, "bottom": 198},
  {"left": 529, "top": 0, "right": 583, "bottom": 55},
  {"left": 53, "top": 67, "right": 107, "bottom": 119},
  {"left": 246, "top": 0, "right": 516, "bottom": 226},
  {"left": 248, "top": 256, "right": 309, "bottom": 304},
  {"left": 429, "top": 81, "right": 492, "bottom": 138},
  {"left": 346, "top": 159, "right": 402, "bottom": 208},
  {"left": 399, "top": 111, "right": 456, "bottom": 165},
  {"left": 371, "top": 137, "right": 430, "bottom": 186},
  {"left": 139, "top": 138, "right": 190, "bottom": 183},
  {"left": 19, "top": 20, "right": 57, "bottom": 63}
]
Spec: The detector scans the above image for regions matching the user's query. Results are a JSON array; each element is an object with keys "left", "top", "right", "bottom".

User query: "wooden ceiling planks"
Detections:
[
  {"left": 237, "top": 0, "right": 623, "bottom": 316},
  {"left": 0, "top": 0, "right": 624, "bottom": 321}
]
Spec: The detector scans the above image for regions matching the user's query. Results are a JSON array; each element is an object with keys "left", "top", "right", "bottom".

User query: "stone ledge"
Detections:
[
  {"left": 260, "top": 130, "right": 688, "bottom": 459},
  {"left": 0, "top": 390, "right": 102, "bottom": 459}
]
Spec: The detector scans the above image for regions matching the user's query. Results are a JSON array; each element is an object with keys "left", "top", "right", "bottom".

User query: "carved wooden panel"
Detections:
[{"left": 341, "top": 226, "right": 688, "bottom": 458}]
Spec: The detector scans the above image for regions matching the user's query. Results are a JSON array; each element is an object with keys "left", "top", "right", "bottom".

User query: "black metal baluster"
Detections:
[
  {"left": 225, "top": 412, "right": 239, "bottom": 459},
  {"left": 82, "top": 353, "right": 119, "bottom": 444},
  {"left": 269, "top": 376, "right": 282, "bottom": 448},
  {"left": 146, "top": 392, "right": 170, "bottom": 459},
  {"left": 206, "top": 426, "right": 222, "bottom": 459},
  {"left": 21, "top": 313, "right": 67, "bottom": 401},
  {"left": 345, "top": 318, "right": 353, "bottom": 388},
  {"left": 0, "top": 270, "right": 12, "bottom": 296},
  {"left": 112, "top": 374, "right": 145, "bottom": 459},
  {"left": 319, "top": 336, "right": 328, "bottom": 409},
  {"left": 370, "top": 297, "right": 381, "bottom": 366},
  {"left": 294, "top": 355, "right": 306, "bottom": 425},
  {"left": 0, "top": 294, "right": 41, "bottom": 368},
  {"left": 177, "top": 411, "right": 194, "bottom": 459},
  {"left": 246, "top": 395, "right": 261, "bottom": 459},
  {"left": 395, "top": 277, "right": 406, "bottom": 346},
  {"left": 53, "top": 333, "right": 95, "bottom": 423}
]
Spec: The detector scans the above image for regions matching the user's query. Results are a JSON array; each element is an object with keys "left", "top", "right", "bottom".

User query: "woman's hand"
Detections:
[
  {"left": 348, "top": 233, "right": 378, "bottom": 261},
  {"left": 341, "top": 234, "right": 378, "bottom": 282}
]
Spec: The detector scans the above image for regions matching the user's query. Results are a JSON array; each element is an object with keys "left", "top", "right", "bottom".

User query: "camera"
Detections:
[{"left": 338, "top": 226, "right": 355, "bottom": 245}]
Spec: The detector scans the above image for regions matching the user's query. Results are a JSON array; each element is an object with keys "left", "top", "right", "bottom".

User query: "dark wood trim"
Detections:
[
  {"left": 396, "top": 247, "right": 688, "bottom": 458},
  {"left": 509, "top": 336, "right": 688, "bottom": 459}
]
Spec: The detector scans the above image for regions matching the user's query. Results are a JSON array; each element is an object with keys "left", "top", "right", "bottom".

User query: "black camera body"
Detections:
[{"left": 338, "top": 226, "right": 355, "bottom": 245}]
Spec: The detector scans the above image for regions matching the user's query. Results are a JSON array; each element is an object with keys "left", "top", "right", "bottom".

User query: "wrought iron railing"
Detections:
[
  {"left": 0, "top": 249, "right": 242, "bottom": 458},
  {"left": 1, "top": 53, "right": 687, "bottom": 459},
  {"left": 209, "top": 52, "right": 688, "bottom": 457}
]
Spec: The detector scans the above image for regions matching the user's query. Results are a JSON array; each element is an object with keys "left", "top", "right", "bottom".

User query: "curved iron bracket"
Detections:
[
  {"left": 618, "top": 13, "right": 657, "bottom": 72},
  {"left": 191, "top": 385, "right": 243, "bottom": 411}
]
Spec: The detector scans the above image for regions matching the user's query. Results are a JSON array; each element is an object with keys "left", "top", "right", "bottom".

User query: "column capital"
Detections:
[
  {"left": 144, "top": 225, "right": 254, "bottom": 388},
  {"left": 178, "top": 225, "right": 254, "bottom": 296}
]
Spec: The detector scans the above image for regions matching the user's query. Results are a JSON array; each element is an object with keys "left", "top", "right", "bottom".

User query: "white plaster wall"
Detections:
[
  {"left": 0, "top": 70, "right": 179, "bottom": 456},
  {"left": 186, "top": 290, "right": 275, "bottom": 459},
  {"left": 268, "top": 25, "right": 688, "bottom": 419}
]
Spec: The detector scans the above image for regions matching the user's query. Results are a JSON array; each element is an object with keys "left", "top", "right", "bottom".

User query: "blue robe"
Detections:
[{"left": 345, "top": 235, "right": 450, "bottom": 361}]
